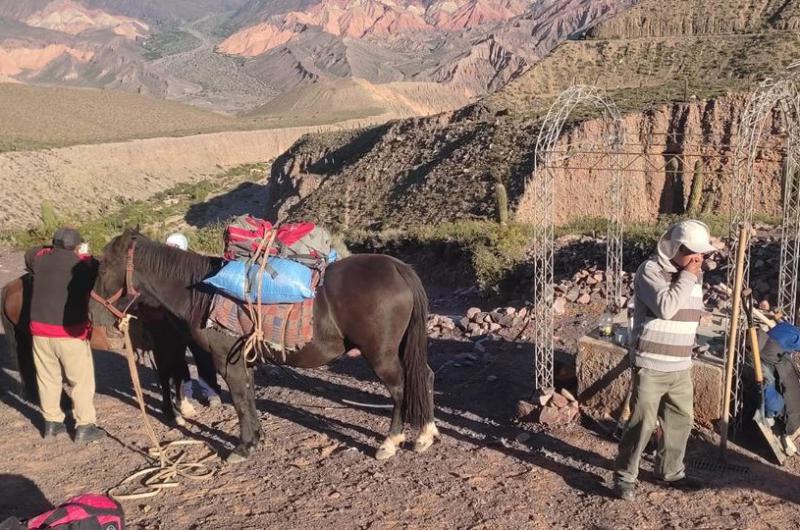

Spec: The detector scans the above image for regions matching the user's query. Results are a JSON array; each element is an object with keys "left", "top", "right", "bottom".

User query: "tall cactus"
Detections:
[
  {"left": 495, "top": 182, "right": 509, "bottom": 226},
  {"left": 687, "top": 159, "right": 704, "bottom": 215}
]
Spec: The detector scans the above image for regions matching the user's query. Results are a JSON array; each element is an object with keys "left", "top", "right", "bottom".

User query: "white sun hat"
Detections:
[
  {"left": 165, "top": 232, "right": 189, "bottom": 251},
  {"left": 657, "top": 219, "right": 717, "bottom": 259}
]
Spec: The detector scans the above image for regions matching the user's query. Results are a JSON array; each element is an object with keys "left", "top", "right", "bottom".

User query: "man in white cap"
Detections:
[
  {"left": 614, "top": 219, "right": 716, "bottom": 500},
  {"left": 164, "top": 233, "right": 222, "bottom": 408},
  {"left": 165, "top": 232, "right": 189, "bottom": 251}
]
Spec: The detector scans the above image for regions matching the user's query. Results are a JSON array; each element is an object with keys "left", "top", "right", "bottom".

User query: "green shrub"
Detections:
[
  {"left": 190, "top": 223, "right": 225, "bottom": 255},
  {"left": 40, "top": 200, "right": 59, "bottom": 235},
  {"left": 0, "top": 162, "right": 270, "bottom": 253}
]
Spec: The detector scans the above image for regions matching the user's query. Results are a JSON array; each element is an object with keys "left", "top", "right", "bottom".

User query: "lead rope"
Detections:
[{"left": 108, "top": 314, "right": 217, "bottom": 501}]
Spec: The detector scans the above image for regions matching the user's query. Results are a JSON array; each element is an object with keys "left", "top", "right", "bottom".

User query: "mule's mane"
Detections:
[{"left": 133, "top": 237, "right": 217, "bottom": 285}]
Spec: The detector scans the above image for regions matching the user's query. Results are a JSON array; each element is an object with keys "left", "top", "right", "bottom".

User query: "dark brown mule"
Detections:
[
  {"left": 1, "top": 275, "right": 37, "bottom": 401},
  {"left": 1, "top": 274, "right": 209, "bottom": 425},
  {"left": 90, "top": 229, "right": 438, "bottom": 462}
]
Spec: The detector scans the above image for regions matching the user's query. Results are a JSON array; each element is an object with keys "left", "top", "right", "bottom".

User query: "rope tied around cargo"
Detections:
[
  {"left": 241, "top": 229, "right": 287, "bottom": 364},
  {"left": 108, "top": 314, "right": 217, "bottom": 501}
]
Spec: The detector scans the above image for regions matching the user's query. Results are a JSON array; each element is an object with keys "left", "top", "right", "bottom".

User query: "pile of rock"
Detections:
[
  {"left": 427, "top": 306, "right": 531, "bottom": 339},
  {"left": 701, "top": 235, "right": 780, "bottom": 312},
  {"left": 426, "top": 314, "right": 458, "bottom": 338},
  {"left": 457, "top": 306, "right": 528, "bottom": 338},
  {"left": 516, "top": 388, "right": 580, "bottom": 427},
  {"left": 552, "top": 266, "right": 633, "bottom": 315}
]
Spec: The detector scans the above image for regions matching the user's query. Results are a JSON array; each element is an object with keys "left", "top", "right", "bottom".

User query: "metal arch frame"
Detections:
[
  {"left": 728, "top": 73, "right": 800, "bottom": 422},
  {"left": 528, "top": 85, "right": 625, "bottom": 391}
]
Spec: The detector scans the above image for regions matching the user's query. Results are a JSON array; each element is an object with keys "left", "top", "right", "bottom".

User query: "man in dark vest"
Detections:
[{"left": 25, "top": 227, "right": 105, "bottom": 443}]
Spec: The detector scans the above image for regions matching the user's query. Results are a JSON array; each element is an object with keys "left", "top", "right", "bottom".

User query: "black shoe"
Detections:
[
  {"left": 74, "top": 424, "right": 106, "bottom": 444},
  {"left": 663, "top": 475, "right": 704, "bottom": 491},
  {"left": 613, "top": 479, "right": 635, "bottom": 500},
  {"left": 43, "top": 421, "right": 66, "bottom": 439}
]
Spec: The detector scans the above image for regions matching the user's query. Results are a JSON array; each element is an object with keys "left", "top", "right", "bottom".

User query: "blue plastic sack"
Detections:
[
  {"left": 764, "top": 383, "right": 785, "bottom": 418},
  {"left": 204, "top": 258, "right": 314, "bottom": 304},
  {"left": 767, "top": 322, "right": 800, "bottom": 353}
]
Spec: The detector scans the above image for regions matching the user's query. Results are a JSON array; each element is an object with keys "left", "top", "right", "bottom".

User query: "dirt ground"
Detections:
[{"left": 2, "top": 248, "right": 800, "bottom": 529}]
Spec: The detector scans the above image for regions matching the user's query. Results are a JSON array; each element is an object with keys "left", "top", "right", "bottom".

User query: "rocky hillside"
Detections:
[
  {"left": 492, "top": 0, "right": 800, "bottom": 112},
  {"left": 219, "top": 0, "right": 634, "bottom": 99},
  {"left": 264, "top": 0, "right": 800, "bottom": 230},
  {"left": 0, "top": 1, "right": 199, "bottom": 101},
  {"left": 0, "top": 0, "right": 634, "bottom": 116}
]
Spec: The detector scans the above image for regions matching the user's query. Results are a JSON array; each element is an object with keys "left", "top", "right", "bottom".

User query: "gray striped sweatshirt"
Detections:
[{"left": 631, "top": 253, "right": 704, "bottom": 372}]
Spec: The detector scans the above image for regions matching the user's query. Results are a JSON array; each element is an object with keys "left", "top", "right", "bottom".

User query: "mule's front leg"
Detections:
[{"left": 225, "top": 359, "right": 262, "bottom": 463}]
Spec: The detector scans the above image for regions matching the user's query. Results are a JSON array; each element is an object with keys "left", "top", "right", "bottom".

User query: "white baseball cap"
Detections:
[
  {"left": 165, "top": 232, "right": 189, "bottom": 251},
  {"left": 657, "top": 219, "right": 717, "bottom": 259}
]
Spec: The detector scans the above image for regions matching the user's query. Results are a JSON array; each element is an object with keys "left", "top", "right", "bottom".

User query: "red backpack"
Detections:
[
  {"left": 25, "top": 494, "right": 124, "bottom": 530},
  {"left": 223, "top": 216, "right": 332, "bottom": 267},
  {"left": 223, "top": 215, "right": 273, "bottom": 261}
]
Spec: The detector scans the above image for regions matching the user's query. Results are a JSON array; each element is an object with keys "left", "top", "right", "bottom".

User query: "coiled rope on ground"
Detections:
[{"left": 108, "top": 315, "right": 217, "bottom": 501}]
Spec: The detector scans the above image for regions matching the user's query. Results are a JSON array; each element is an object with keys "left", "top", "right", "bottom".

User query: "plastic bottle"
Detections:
[{"left": 599, "top": 313, "right": 614, "bottom": 337}]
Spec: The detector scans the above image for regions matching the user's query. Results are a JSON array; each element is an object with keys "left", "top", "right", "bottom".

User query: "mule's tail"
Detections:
[{"left": 395, "top": 262, "right": 434, "bottom": 428}]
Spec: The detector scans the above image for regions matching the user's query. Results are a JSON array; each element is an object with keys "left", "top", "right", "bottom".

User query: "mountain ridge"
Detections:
[{"left": 0, "top": 0, "right": 635, "bottom": 119}]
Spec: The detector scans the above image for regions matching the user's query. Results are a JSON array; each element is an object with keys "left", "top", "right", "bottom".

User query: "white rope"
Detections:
[{"left": 109, "top": 315, "right": 217, "bottom": 501}]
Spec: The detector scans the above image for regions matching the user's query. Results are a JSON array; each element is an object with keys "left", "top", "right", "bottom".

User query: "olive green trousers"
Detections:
[{"left": 615, "top": 367, "right": 693, "bottom": 483}]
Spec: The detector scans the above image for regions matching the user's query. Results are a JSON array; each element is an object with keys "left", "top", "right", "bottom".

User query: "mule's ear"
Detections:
[{"left": 134, "top": 223, "right": 141, "bottom": 233}]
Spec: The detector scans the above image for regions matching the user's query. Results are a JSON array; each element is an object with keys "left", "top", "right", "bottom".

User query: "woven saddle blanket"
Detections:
[{"left": 208, "top": 293, "right": 314, "bottom": 353}]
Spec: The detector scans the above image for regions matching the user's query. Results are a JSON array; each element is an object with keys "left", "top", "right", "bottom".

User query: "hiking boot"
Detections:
[
  {"left": 197, "top": 379, "right": 222, "bottom": 408},
  {"left": 43, "top": 421, "right": 66, "bottom": 439},
  {"left": 207, "top": 393, "right": 222, "bottom": 408},
  {"left": 662, "top": 475, "right": 704, "bottom": 491},
  {"left": 74, "top": 424, "right": 106, "bottom": 444},
  {"left": 613, "top": 479, "right": 635, "bottom": 501}
]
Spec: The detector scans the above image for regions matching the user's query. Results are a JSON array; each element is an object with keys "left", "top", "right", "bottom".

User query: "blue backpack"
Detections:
[{"left": 767, "top": 322, "right": 800, "bottom": 353}]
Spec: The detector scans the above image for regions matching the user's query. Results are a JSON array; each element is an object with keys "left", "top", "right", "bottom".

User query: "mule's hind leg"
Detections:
[
  {"left": 413, "top": 365, "right": 438, "bottom": 453},
  {"left": 369, "top": 354, "right": 406, "bottom": 460}
]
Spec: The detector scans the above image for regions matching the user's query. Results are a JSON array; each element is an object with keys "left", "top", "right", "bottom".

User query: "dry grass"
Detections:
[{"left": 0, "top": 83, "right": 396, "bottom": 153}]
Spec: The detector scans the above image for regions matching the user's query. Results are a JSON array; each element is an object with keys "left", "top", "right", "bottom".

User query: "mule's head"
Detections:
[{"left": 90, "top": 228, "right": 142, "bottom": 327}]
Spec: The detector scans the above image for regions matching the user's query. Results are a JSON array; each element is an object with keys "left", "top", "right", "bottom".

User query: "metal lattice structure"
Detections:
[
  {"left": 528, "top": 85, "right": 625, "bottom": 390},
  {"left": 728, "top": 71, "right": 800, "bottom": 421}
]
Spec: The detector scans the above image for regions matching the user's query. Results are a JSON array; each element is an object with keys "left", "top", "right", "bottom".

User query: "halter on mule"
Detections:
[{"left": 91, "top": 240, "right": 140, "bottom": 321}]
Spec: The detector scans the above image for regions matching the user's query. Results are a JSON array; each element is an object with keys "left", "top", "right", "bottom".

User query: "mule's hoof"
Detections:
[
  {"left": 175, "top": 415, "right": 186, "bottom": 427},
  {"left": 413, "top": 438, "right": 435, "bottom": 454},
  {"left": 413, "top": 422, "right": 439, "bottom": 453},
  {"left": 226, "top": 451, "right": 248, "bottom": 464},
  {"left": 208, "top": 395, "right": 222, "bottom": 408},
  {"left": 375, "top": 445, "right": 397, "bottom": 460}
]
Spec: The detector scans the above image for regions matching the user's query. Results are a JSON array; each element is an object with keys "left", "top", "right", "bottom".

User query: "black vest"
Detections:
[{"left": 27, "top": 247, "right": 96, "bottom": 328}]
